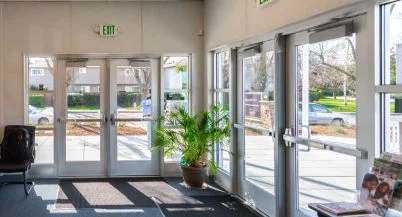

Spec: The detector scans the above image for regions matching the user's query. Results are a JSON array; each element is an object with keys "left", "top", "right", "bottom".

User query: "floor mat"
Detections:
[
  {"left": 55, "top": 178, "right": 159, "bottom": 209},
  {"left": 155, "top": 195, "right": 260, "bottom": 217}
]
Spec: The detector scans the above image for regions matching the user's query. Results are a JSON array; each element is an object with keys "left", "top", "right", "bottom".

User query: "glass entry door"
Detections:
[
  {"left": 57, "top": 59, "right": 107, "bottom": 177},
  {"left": 56, "top": 58, "right": 160, "bottom": 177},
  {"left": 284, "top": 19, "right": 366, "bottom": 217},
  {"left": 236, "top": 41, "right": 276, "bottom": 216},
  {"left": 109, "top": 59, "right": 159, "bottom": 176}
]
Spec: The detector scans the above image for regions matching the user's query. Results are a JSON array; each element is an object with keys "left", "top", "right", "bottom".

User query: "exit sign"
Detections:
[
  {"left": 99, "top": 24, "right": 117, "bottom": 37},
  {"left": 258, "top": 0, "right": 272, "bottom": 6}
]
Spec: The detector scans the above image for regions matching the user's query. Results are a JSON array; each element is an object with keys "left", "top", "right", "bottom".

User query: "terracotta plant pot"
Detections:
[{"left": 181, "top": 164, "right": 207, "bottom": 188}]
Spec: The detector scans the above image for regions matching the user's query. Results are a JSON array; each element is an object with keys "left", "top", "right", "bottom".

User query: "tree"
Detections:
[
  {"left": 309, "top": 38, "right": 356, "bottom": 99},
  {"left": 125, "top": 67, "right": 151, "bottom": 99},
  {"left": 246, "top": 52, "right": 275, "bottom": 92}
]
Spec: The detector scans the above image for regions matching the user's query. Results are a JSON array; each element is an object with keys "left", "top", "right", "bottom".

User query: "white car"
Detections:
[
  {"left": 29, "top": 105, "right": 54, "bottom": 125},
  {"left": 298, "top": 103, "right": 354, "bottom": 126}
]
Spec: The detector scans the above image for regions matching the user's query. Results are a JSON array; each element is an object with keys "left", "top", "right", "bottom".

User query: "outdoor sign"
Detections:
[
  {"left": 258, "top": 0, "right": 272, "bottom": 7},
  {"left": 99, "top": 24, "right": 117, "bottom": 37}
]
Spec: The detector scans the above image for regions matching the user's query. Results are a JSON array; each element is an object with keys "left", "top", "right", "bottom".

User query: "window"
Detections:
[
  {"left": 26, "top": 57, "right": 55, "bottom": 165},
  {"left": 379, "top": 1, "right": 402, "bottom": 154},
  {"left": 214, "top": 50, "right": 231, "bottom": 173},
  {"left": 162, "top": 56, "right": 191, "bottom": 161},
  {"left": 30, "top": 68, "right": 44, "bottom": 76}
]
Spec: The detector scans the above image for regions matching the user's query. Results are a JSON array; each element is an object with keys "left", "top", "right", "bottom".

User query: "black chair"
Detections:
[{"left": 0, "top": 125, "right": 36, "bottom": 195}]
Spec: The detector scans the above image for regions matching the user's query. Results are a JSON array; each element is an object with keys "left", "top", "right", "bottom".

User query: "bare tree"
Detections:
[
  {"left": 246, "top": 53, "right": 275, "bottom": 92},
  {"left": 126, "top": 67, "right": 151, "bottom": 99}
]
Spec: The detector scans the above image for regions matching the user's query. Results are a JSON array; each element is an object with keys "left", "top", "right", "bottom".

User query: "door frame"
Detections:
[
  {"left": 108, "top": 58, "right": 161, "bottom": 176},
  {"left": 284, "top": 12, "right": 372, "bottom": 216},
  {"left": 56, "top": 58, "right": 108, "bottom": 177},
  {"left": 235, "top": 40, "right": 277, "bottom": 217}
]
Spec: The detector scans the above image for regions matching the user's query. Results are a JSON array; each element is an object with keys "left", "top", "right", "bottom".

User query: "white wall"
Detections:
[
  {"left": 0, "top": 1, "right": 203, "bottom": 135},
  {"left": 204, "top": 0, "right": 363, "bottom": 50}
]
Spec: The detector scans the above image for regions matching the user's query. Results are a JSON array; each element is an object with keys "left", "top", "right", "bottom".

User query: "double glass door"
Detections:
[{"left": 56, "top": 58, "right": 159, "bottom": 177}]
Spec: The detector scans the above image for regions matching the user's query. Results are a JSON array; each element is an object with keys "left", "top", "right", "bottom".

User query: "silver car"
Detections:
[
  {"left": 29, "top": 105, "right": 54, "bottom": 125},
  {"left": 298, "top": 103, "right": 351, "bottom": 125}
]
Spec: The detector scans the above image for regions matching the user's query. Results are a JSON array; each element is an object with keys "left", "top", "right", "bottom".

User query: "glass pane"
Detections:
[
  {"left": 217, "top": 92, "right": 230, "bottom": 173},
  {"left": 243, "top": 51, "right": 275, "bottom": 129},
  {"left": 117, "top": 121, "right": 151, "bottom": 161},
  {"left": 217, "top": 50, "right": 230, "bottom": 89},
  {"left": 163, "top": 56, "right": 189, "bottom": 90},
  {"left": 245, "top": 129, "right": 275, "bottom": 195},
  {"left": 296, "top": 36, "right": 357, "bottom": 213},
  {"left": 298, "top": 146, "right": 356, "bottom": 215},
  {"left": 66, "top": 66, "right": 101, "bottom": 119},
  {"left": 383, "top": 1, "right": 402, "bottom": 85},
  {"left": 297, "top": 36, "right": 356, "bottom": 146},
  {"left": 28, "top": 57, "right": 55, "bottom": 165},
  {"left": 162, "top": 92, "right": 189, "bottom": 126},
  {"left": 163, "top": 128, "right": 183, "bottom": 162},
  {"left": 66, "top": 122, "right": 100, "bottom": 162},
  {"left": 116, "top": 62, "right": 151, "bottom": 118},
  {"left": 383, "top": 93, "right": 402, "bottom": 153},
  {"left": 34, "top": 127, "right": 54, "bottom": 164}
]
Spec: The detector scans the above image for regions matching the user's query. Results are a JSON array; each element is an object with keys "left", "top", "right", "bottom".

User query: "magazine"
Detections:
[
  {"left": 376, "top": 153, "right": 402, "bottom": 212},
  {"left": 316, "top": 202, "right": 366, "bottom": 215},
  {"left": 380, "top": 152, "right": 402, "bottom": 165},
  {"left": 342, "top": 214, "right": 382, "bottom": 217}
]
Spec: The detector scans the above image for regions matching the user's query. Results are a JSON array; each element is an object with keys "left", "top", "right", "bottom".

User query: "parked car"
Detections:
[
  {"left": 29, "top": 105, "right": 53, "bottom": 125},
  {"left": 298, "top": 103, "right": 352, "bottom": 126}
]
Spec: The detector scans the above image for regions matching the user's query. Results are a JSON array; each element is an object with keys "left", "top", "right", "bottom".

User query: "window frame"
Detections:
[
  {"left": 213, "top": 50, "right": 232, "bottom": 174},
  {"left": 377, "top": 0, "right": 402, "bottom": 154}
]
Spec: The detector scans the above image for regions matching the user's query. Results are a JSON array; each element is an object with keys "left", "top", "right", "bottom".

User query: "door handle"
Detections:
[
  {"left": 298, "top": 125, "right": 311, "bottom": 152},
  {"left": 110, "top": 113, "right": 116, "bottom": 126},
  {"left": 101, "top": 112, "right": 108, "bottom": 123}
]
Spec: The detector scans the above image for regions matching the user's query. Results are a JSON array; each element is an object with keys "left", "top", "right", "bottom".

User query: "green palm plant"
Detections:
[{"left": 153, "top": 104, "right": 230, "bottom": 174}]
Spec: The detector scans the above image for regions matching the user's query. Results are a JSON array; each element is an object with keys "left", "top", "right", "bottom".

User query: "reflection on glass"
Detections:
[
  {"left": 116, "top": 62, "right": 152, "bottom": 119},
  {"left": 245, "top": 129, "right": 275, "bottom": 195},
  {"left": 297, "top": 36, "right": 356, "bottom": 145},
  {"left": 384, "top": 1, "right": 402, "bottom": 85},
  {"left": 243, "top": 52, "right": 275, "bottom": 129},
  {"left": 162, "top": 56, "right": 190, "bottom": 161},
  {"left": 298, "top": 147, "right": 356, "bottom": 214},
  {"left": 163, "top": 56, "right": 189, "bottom": 90},
  {"left": 66, "top": 122, "right": 100, "bottom": 162},
  {"left": 163, "top": 92, "right": 189, "bottom": 126},
  {"left": 217, "top": 51, "right": 230, "bottom": 89},
  {"left": 117, "top": 121, "right": 151, "bottom": 161},
  {"left": 28, "top": 57, "right": 55, "bottom": 164}
]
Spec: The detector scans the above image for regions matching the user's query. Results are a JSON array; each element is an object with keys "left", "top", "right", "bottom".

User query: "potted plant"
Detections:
[{"left": 153, "top": 104, "right": 230, "bottom": 188}]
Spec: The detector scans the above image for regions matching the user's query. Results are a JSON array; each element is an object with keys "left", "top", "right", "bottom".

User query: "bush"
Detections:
[
  {"left": 310, "top": 89, "right": 323, "bottom": 102},
  {"left": 117, "top": 92, "right": 142, "bottom": 107},
  {"left": 29, "top": 95, "right": 44, "bottom": 108},
  {"left": 68, "top": 94, "right": 85, "bottom": 106}
]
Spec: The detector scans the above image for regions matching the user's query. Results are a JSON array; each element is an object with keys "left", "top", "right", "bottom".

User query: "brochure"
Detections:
[{"left": 316, "top": 202, "right": 366, "bottom": 215}]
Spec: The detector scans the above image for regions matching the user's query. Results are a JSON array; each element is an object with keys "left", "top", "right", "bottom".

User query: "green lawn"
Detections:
[
  {"left": 68, "top": 105, "right": 100, "bottom": 110},
  {"left": 315, "top": 97, "right": 397, "bottom": 112},
  {"left": 314, "top": 98, "right": 356, "bottom": 112},
  {"left": 67, "top": 105, "right": 142, "bottom": 111}
]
